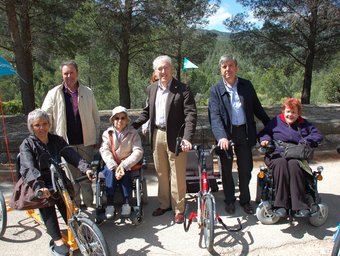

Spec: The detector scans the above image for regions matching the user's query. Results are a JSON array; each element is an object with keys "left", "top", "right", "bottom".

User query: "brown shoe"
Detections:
[
  {"left": 152, "top": 207, "right": 171, "bottom": 216},
  {"left": 175, "top": 213, "right": 184, "bottom": 224}
]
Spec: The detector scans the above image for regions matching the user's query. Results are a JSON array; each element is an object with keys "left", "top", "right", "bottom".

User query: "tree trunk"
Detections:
[
  {"left": 118, "top": 49, "right": 130, "bottom": 108},
  {"left": 117, "top": 0, "right": 132, "bottom": 109},
  {"left": 301, "top": 53, "right": 314, "bottom": 104},
  {"left": 5, "top": 0, "right": 35, "bottom": 114}
]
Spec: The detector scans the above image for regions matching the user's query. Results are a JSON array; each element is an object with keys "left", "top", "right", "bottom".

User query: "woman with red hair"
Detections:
[{"left": 259, "top": 98, "right": 323, "bottom": 218}]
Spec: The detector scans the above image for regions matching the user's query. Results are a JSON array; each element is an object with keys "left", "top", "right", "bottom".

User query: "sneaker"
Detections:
[
  {"left": 105, "top": 205, "right": 115, "bottom": 219},
  {"left": 121, "top": 203, "right": 131, "bottom": 217},
  {"left": 274, "top": 207, "right": 287, "bottom": 217},
  {"left": 49, "top": 240, "right": 70, "bottom": 256},
  {"left": 294, "top": 209, "right": 310, "bottom": 218}
]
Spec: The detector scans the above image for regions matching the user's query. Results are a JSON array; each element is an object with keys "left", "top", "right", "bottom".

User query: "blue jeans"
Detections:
[{"left": 102, "top": 165, "right": 131, "bottom": 205}]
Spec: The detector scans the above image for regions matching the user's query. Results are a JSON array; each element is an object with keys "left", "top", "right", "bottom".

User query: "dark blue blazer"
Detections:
[{"left": 208, "top": 77, "right": 270, "bottom": 147}]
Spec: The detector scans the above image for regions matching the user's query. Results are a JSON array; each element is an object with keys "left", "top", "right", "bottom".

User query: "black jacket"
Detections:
[
  {"left": 19, "top": 133, "right": 89, "bottom": 191},
  {"left": 208, "top": 77, "right": 270, "bottom": 147}
]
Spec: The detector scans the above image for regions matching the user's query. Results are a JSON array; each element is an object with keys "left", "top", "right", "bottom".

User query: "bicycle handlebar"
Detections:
[{"left": 74, "top": 175, "right": 92, "bottom": 184}]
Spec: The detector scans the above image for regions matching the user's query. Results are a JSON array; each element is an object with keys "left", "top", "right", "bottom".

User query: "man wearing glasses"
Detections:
[{"left": 132, "top": 55, "right": 197, "bottom": 224}]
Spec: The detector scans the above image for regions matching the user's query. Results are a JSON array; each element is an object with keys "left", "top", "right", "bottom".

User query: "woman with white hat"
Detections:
[{"left": 99, "top": 106, "right": 144, "bottom": 218}]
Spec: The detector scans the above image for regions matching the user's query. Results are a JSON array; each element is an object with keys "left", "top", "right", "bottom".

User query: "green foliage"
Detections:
[
  {"left": 1, "top": 0, "right": 339, "bottom": 113},
  {"left": 254, "top": 64, "right": 303, "bottom": 105},
  {"left": 224, "top": 0, "right": 340, "bottom": 103},
  {"left": 322, "top": 70, "right": 340, "bottom": 103},
  {"left": 314, "top": 55, "right": 340, "bottom": 103},
  {"left": 1, "top": 100, "right": 22, "bottom": 115}
]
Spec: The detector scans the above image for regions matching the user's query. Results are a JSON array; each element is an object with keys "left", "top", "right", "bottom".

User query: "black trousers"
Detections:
[
  {"left": 39, "top": 197, "right": 67, "bottom": 241},
  {"left": 265, "top": 155, "right": 310, "bottom": 211},
  {"left": 219, "top": 125, "right": 253, "bottom": 205}
]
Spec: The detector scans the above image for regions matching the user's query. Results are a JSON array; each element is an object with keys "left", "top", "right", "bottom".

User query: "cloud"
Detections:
[
  {"left": 205, "top": 6, "right": 263, "bottom": 32},
  {"left": 206, "top": 7, "right": 232, "bottom": 29}
]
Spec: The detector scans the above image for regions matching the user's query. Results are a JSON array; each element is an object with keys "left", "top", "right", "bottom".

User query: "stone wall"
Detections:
[{"left": 1, "top": 104, "right": 340, "bottom": 164}]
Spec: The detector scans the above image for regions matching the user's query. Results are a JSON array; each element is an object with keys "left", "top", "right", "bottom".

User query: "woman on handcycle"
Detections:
[
  {"left": 19, "top": 109, "right": 94, "bottom": 256},
  {"left": 99, "top": 106, "right": 143, "bottom": 219},
  {"left": 258, "top": 98, "right": 323, "bottom": 218}
]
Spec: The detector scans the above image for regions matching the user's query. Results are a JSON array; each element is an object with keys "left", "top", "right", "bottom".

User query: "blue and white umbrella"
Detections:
[{"left": 0, "top": 56, "right": 16, "bottom": 77}]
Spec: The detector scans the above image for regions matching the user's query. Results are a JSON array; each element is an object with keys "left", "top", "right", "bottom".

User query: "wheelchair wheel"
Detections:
[
  {"left": 0, "top": 190, "right": 7, "bottom": 237},
  {"left": 95, "top": 179, "right": 106, "bottom": 209},
  {"left": 141, "top": 178, "right": 148, "bottom": 204},
  {"left": 130, "top": 206, "right": 143, "bottom": 226},
  {"left": 256, "top": 202, "right": 280, "bottom": 225},
  {"left": 202, "top": 194, "right": 214, "bottom": 252},
  {"left": 309, "top": 203, "right": 328, "bottom": 227}
]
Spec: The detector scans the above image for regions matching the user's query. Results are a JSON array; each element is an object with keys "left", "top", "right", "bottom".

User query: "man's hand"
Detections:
[
  {"left": 142, "top": 127, "right": 148, "bottom": 136},
  {"left": 218, "top": 138, "right": 230, "bottom": 150},
  {"left": 181, "top": 139, "right": 192, "bottom": 152},
  {"left": 86, "top": 170, "right": 95, "bottom": 181}
]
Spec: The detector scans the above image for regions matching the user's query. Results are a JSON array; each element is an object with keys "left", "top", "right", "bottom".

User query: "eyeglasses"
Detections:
[
  {"left": 33, "top": 123, "right": 49, "bottom": 129},
  {"left": 114, "top": 116, "right": 126, "bottom": 121}
]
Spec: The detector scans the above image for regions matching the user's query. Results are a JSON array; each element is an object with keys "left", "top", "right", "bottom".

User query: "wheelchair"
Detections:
[
  {"left": 255, "top": 153, "right": 328, "bottom": 226},
  {"left": 92, "top": 154, "right": 148, "bottom": 225}
]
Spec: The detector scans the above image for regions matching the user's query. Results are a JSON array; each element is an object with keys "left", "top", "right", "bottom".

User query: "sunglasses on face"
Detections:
[{"left": 114, "top": 116, "right": 126, "bottom": 121}]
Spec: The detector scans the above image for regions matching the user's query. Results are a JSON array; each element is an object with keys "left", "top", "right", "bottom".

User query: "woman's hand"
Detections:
[
  {"left": 38, "top": 187, "right": 51, "bottom": 199},
  {"left": 115, "top": 165, "right": 125, "bottom": 180},
  {"left": 260, "top": 140, "right": 269, "bottom": 147}
]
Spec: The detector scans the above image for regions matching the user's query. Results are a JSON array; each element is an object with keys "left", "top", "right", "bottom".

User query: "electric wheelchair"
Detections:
[
  {"left": 92, "top": 154, "right": 148, "bottom": 225},
  {"left": 255, "top": 144, "right": 328, "bottom": 226}
]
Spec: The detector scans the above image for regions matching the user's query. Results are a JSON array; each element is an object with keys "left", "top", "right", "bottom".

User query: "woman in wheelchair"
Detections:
[
  {"left": 99, "top": 106, "right": 143, "bottom": 219},
  {"left": 258, "top": 98, "right": 323, "bottom": 218}
]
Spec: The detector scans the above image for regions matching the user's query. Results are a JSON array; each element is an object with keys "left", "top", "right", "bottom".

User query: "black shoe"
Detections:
[
  {"left": 152, "top": 207, "right": 172, "bottom": 216},
  {"left": 241, "top": 202, "right": 254, "bottom": 214},
  {"left": 225, "top": 203, "right": 235, "bottom": 214},
  {"left": 295, "top": 209, "right": 310, "bottom": 218},
  {"left": 274, "top": 208, "right": 287, "bottom": 217},
  {"left": 80, "top": 204, "right": 87, "bottom": 210}
]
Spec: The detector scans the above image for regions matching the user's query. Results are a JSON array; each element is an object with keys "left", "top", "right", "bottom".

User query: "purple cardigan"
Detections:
[{"left": 259, "top": 114, "right": 323, "bottom": 155}]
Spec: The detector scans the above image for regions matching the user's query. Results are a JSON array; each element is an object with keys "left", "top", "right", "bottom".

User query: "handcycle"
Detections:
[
  {"left": 180, "top": 143, "right": 242, "bottom": 252},
  {"left": 36, "top": 153, "right": 110, "bottom": 255},
  {"left": 255, "top": 142, "right": 328, "bottom": 226},
  {"left": 331, "top": 144, "right": 340, "bottom": 256}
]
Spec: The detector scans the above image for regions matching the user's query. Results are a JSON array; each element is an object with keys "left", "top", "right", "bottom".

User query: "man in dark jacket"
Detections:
[
  {"left": 209, "top": 54, "right": 270, "bottom": 215},
  {"left": 132, "top": 55, "right": 197, "bottom": 224}
]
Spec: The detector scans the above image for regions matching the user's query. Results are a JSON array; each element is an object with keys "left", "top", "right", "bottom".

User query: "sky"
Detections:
[{"left": 205, "top": 0, "right": 258, "bottom": 32}]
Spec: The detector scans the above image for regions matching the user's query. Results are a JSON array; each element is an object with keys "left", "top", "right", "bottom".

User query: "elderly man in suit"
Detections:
[
  {"left": 132, "top": 55, "right": 197, "bottom": 224},
  {"left": 209, "top": 54, "right": 270, "bottom": 215}
]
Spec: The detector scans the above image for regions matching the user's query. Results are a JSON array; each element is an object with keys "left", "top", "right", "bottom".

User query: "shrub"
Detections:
[{"left": 1, "top": 100, "right": 22, "bottom": 114}]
